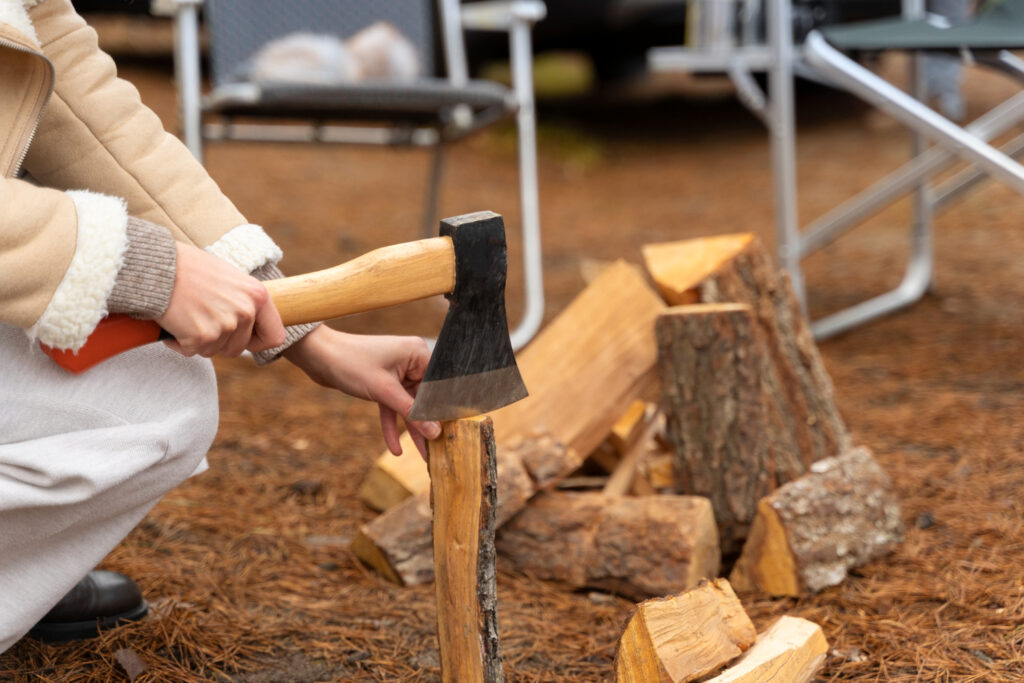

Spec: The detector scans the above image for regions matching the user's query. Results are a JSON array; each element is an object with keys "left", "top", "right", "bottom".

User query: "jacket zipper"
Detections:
[{"left": 0, "top": 36, "right": 55, "bottom": 178}]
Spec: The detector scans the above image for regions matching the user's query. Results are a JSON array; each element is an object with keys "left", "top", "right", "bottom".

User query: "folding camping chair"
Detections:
[
  {"left": 161, "top": 0, "right": 547, "bottom": 349},
  {"left": 789, "top": 0, "right": 1024, "bottom": 338}
]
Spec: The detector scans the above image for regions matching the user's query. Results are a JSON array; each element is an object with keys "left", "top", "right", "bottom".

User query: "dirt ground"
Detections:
[{"left": 3, "top": 23, "right": 1024, "bottom": 681}]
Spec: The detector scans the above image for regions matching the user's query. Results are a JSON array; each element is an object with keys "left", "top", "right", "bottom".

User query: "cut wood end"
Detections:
[
  {"left": 350, "top": 528, "right": 404, "bottom": 586},
  {"left": 359, "top": 436, "right": 430, "bottom": 511},
  {"left": 705, "top": 615, "right": 828, "bottom": 683},
  {"left": 615, "top": 578, "right": 756, "bottom": 683},
  {"left": 661, "top": 302, "right": 752, "bottom": 316},
  {"left": 729, "top": 499, "right": 800, "bottom": 597},
  {"left": 642, "top": 233, "right": 756, "bottom": 305}
]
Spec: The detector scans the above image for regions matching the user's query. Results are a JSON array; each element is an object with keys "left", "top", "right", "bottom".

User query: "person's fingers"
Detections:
[
  {"left": 379, "top": 404, "right": 403, "bottom": 455},
  {"left": 247, "top": 288, "right": 286, "bottom": 353},
  {"left": 408, "top": 424, "right": 430, "bottom": 462},
  {"left": 411, "top": 419, "right": 441, "bottom": 441},
  {"left": 222, "top": 311, "right": 257, "bottom": 358}
]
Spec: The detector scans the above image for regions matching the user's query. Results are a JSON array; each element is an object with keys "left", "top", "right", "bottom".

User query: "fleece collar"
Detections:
[{"left": 0, "top": 0, "right": 41, "bottom": 44}]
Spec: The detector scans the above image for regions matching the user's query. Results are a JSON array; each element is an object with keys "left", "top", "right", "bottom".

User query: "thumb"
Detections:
[{"left": 376, "top": 375, "right": 441, "bottom": 441}]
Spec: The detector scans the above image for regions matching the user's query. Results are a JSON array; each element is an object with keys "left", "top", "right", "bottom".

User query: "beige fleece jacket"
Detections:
[{"left": 0, "top": 0, "right": 314, "bottom": 358}]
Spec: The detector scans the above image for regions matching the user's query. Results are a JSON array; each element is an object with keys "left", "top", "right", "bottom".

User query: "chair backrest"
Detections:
[{"left": 204, "top": 0, "right": 441, "bottom": 86}]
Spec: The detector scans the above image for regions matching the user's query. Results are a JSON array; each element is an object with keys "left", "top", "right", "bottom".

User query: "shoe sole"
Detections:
[{"left": 26, "top": 599, "right": 148, "bottom": 643}]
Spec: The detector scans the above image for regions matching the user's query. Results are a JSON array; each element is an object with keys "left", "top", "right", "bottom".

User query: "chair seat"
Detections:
[
  {"left": 204, "top": 77, "right": 515, "bottom": 122},
  {"left": 822, "top": 4, "right": 1024, "bottom": 52}
]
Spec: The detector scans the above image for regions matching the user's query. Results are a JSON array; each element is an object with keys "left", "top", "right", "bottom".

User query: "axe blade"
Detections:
[{"left": 409, "top": 211, "right": 528, "bottom": 422}]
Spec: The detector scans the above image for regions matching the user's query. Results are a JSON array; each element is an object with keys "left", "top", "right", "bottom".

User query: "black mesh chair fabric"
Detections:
[
  {"left": 205, "top": 0, "right": 437, "bottom": 86},
  {"left": 202, "top": 0, "right": 514, "bottom": 124}
]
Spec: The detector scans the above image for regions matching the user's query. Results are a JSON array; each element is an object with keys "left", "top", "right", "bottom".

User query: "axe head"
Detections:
[{"left": 409, "top": 211, "right": 528, "bottom": 422}]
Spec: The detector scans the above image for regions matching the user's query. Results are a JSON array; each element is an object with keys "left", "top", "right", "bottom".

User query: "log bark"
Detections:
[
  {"left": 644, "top": 234, "right": 851, "bottom": 477},
  {"left": 656, "top": 304, "right": 776, "bottom": 553},
  {"left": 705, "top": 616, "right": 828, "bottom": 683},
  {"left": 614, "top": 578, "right": 756, "bottom": 683},
  {"left": 496, "top": 493, "right": 720, "bottom": 600},
  {"left": 429, "top": 417, "right": 502, "bottom": 683},
  {"left": 730, "top": 447, "right": 904, "bottom": 597},
  {"left": 359, "top": 260, "right": 664, "bottom": 512}
]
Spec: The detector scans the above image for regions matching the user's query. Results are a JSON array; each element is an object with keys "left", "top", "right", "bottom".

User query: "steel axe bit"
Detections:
[{"left": 408, "top": 211, "right": 527, "bottom": 422}]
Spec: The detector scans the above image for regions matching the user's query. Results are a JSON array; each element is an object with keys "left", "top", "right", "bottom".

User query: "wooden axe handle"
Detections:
[
  {"left": 42, "top": 236, "right": 455, "bottom": 374},
  {"left": 267, "top": 236, "right": 454, "bottom": 325}
]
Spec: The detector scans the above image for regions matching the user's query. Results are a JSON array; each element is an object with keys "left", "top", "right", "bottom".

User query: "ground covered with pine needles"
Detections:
[{"left": 3, "top": 22, "right": 1024, "bottom": 681}]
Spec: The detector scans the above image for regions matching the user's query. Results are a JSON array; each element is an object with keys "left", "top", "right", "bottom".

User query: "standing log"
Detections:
[
  {"left": 496, "top": 493, "right": 720, "bottom": 600},
  {"left": 730, "top": 447, "right": 903, "bottom": 597},
  {"left": 705, "top": 616, "right": 828, "bottom": 683},
  {"left": 429, "top": 417, "right": 502, "bottom": 683},
  {"left": 644, "top": 233, "right": 850, "bottom": 477},
  {"left": 656, "top": 304, "right": 776, "bottom": 552},
  {"left": 359, "top": 260, "right": 664, "bottom": 512},
  {"left": 614, "top": 578, "right": 756, "bottom": 683}
]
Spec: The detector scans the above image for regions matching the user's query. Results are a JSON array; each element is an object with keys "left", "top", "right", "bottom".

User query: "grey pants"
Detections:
[{"left": 0, "top": 323, "right": 218, "bottom": 652}]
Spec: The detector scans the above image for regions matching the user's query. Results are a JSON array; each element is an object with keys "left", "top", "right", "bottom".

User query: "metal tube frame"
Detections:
[
  {"left": 167, "top": 0, "right": 546, "bottom": 349},
  {"left": 799, "top": 31, "right": 1024, "bottom": 338}
]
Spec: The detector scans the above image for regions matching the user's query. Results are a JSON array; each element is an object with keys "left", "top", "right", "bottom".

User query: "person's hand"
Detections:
[
  {"left": 157, "top": 242, "right": 286, "bottom": 358},
  {"left": 283, "top": 326, "right": 441, "bottom": 459}
]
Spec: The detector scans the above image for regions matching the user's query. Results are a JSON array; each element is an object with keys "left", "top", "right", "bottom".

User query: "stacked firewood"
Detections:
[{"left": 350, "top": 233, "right": 904, "bottom": 679}]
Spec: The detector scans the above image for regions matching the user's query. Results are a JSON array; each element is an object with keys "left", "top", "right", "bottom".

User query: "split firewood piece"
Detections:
[
  {"left": 358, "top": 450, "right": 431, "bottom": 512},
  {"left": 656, "top": 304, "right": 776, "bottom": 553},
  {"left": 614, "top": 578, "right": 756, "bottom": 683},
  {"left": 609, "top": 400, "right": 650, "bottom": 453},
  {"left": 360, "top": 260, "right": 664, "bottom": 512},
  {"left": 644, "top": 233, "right": 850, "bottom": 475},
  {"left": 351, "top": 437, "right": 542, "bottom": 586},
  {"left": 603, "top": 407, "right": 663, "bottom": 497},
  {"left": 496, "top": 493, "right": 720, "bottom": 600},
  {"left": 730, "top": 446, "right": 903, "bottom": 597},
  {"left": 429, "top": 417, "right": 502, "bottom": 683},
  {"left": 705, "top": 616, "right": 828, "bottom": 683},
  {"left": 640, "top": 451, "right": 676, "bottom": 492}
]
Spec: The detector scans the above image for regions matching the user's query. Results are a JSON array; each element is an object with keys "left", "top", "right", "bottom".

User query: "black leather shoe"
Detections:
[{"left": 27, "top": 570, "right": 148, "bottom": 643}]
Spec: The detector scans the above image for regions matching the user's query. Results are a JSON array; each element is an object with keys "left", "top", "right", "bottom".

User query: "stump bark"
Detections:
[
  {"left": 644, "top": 234, "right": 851, "bottom": 476},
  {"left": 655, "top": 304, "right": 776, "bottom": 552}
]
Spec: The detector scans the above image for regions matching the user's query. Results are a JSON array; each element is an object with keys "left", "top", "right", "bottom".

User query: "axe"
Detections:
[{"left": 42, "top": 210, "right": 527, "bottom": 422}]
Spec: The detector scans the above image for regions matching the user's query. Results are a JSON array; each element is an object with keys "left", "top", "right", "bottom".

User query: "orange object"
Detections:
[{"left": 40, "top": 315, "right": 166, "bottom": 374}]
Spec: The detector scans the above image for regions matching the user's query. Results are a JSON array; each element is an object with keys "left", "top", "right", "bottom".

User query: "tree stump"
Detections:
[
  {"left": 644, "top": 234, "right": 851, "bottom": 475},
  {"left": 656, "top": 304, "right": 777, "bottom": 553}
]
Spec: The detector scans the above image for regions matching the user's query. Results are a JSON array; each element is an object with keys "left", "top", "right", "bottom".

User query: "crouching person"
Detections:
[{"left": 0, "top": 0, "right": 438, "bottom": 650}]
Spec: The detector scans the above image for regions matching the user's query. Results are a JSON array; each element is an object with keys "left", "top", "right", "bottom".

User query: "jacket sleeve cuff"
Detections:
[
  {"left": 106, "top": 217, "right": 177, "bottom": 320},
  {"left": 205, "top": 223, "right": 283, "bottom": 273},
  {"left": 249, "top": 262, "right": 320, "bottom": 366},
  {"left": 27, "top": 189, "right": 128, "bottom": 351}
]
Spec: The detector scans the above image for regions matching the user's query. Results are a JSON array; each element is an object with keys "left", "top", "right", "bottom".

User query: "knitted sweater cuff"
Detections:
[
  {"left": 250, "top": 262, "right": 321, "bottom": 366},
  {"left": 106, "top": 217, "right": 177, "bottom": 320}
]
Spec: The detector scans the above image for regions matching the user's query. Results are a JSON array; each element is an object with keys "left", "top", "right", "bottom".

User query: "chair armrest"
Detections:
[{"left": 461, "top": 1, "right": 547, "bottom": 32}]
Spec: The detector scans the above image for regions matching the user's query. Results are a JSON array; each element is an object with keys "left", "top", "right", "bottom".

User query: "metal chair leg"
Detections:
[
  {"left": 422, "top": 143, "right": 446, "bottom": 239},
  {"left": 507, "top": 15, "right": 545, "bottom": 351}
]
